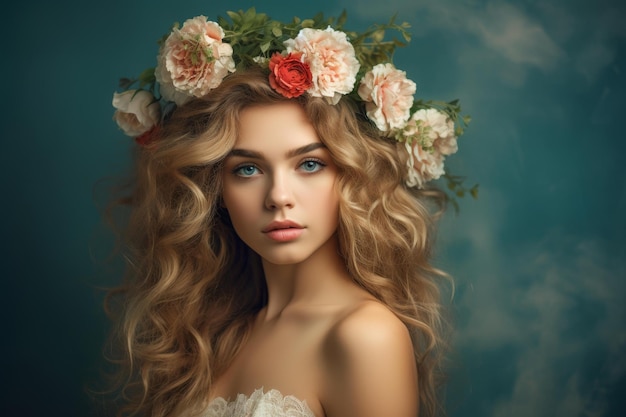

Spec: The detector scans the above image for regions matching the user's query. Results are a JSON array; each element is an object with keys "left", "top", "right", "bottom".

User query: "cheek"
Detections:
[
  {"left": 222, "top": 187, "right": 255, "bottom": 226},
  {"left": 307, "top": 185, "right": 340, "bottom": 223}
]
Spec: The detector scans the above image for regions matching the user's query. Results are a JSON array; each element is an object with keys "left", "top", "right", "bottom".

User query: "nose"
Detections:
[{"left": 265, "top": 171, "right": 295, "bottom": 210}]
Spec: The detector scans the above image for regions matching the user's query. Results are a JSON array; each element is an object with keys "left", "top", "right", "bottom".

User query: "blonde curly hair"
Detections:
[{"left": 103, "top": 67, "right": 451, "bottom": 417}]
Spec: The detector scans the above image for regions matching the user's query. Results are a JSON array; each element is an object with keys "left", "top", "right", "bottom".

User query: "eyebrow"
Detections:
[{"left": 227, "top": 142, "right": 327, "bottom": 159}]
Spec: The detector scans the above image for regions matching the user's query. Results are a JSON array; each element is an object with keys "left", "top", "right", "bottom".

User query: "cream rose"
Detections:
[
  {"left": 358, "top": 63, "right": 416, "bottom": 132},
  {"left": 155, "top": 16, "right": 235, "bottom": 105},
  {"left": 284, "top": 27, "right": 360, "bottom": 104},
  {"left": 398, "top": 108, "right": 458, "bottom": 187},
  {"left": 410, "top": 108, "right": 458, "bottom": 155},
  {"left": 404, "top": 140, "right": 445, "bottom": 188},
  {"left": 112, "top": 90, "right": 160, "bottom": 137}
]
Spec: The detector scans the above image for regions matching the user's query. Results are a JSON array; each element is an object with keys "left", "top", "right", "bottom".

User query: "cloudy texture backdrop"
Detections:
[{"left": 3, "top": 0, "right": 624, "bottom": 416}]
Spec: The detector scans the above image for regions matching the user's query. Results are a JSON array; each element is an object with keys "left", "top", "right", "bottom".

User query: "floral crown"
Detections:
[{"left": 112, "top": 8, "right": 475, "bottom": 196}]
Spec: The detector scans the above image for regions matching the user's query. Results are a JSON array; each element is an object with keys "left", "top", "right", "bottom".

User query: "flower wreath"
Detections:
[{"left": 112, "top": 8, "right": 476, "bottom": 197}]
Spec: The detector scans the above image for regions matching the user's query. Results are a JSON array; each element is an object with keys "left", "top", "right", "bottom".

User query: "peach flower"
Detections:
[
  {"left": 399, "top": 108, "right": 459, "bottom": 187},
  {"left": 112, "top": 90, "right": 160, "bottom": 137},
  {"left": 155, "top": 16, "right": 235, "bottom": 106},
  {"left": 284, "top": 27, "right": 360, "bottom": 104},
  {"left": 410, "top": 108, "right": 458, "bottom": 155},
  {"left": 358, "top": 63, "right": 416, "bottom": 132},
  {"left": 404, "top": 140, "right": 445, "bottom": 188}
]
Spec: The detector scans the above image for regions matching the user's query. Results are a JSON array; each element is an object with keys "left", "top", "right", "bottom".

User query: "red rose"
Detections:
[{"left": 268, "top": 52, "right": 313, "bottom": 98}]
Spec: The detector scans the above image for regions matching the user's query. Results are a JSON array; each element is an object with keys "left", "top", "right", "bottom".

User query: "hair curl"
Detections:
[{"left": 103, "top": 67, "right": 451, "bottom": 417}]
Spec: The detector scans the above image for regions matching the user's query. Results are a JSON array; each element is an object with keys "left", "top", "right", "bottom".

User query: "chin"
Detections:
[
  {"left": 261, "top": 254, "right": 309, "bottom": 266},
  {"left": 256, "top": 247, "right": 313, "bottom": 266}
]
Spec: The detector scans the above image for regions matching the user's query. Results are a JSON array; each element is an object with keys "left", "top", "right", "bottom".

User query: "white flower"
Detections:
[
  {"left": 155, "top": 16, "right": 235, "bottom": 106},
  {"left": 399, "top": 108, "right": 458, "bottom": 187},
  {"left": 252, "top": 56, "right": 269, "bottom": 65},
  {"left": 284, "top": 26, "right": 360, "bottom": 104},
  {"left": 404, "top": 140, "right": 445, "bottom": 188},
  {"left": 410, "top": 108, "right": 458, "bottom": 155},
  {"left": 112, "top": 90, "right": 160, "bottom": 137},
  {"left": 358, "top": 63, "right": 416, "bottom": 131}
]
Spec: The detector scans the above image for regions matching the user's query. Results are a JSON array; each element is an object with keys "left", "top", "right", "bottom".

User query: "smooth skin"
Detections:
[{"left": 217, "top": 102, "right": 418, "bottom": 417}]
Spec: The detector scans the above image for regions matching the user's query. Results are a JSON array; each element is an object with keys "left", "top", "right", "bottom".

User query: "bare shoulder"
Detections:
[
  {"left": 329, "top": 301, "right": 411, "bottom": 349},
  {"left": 320, "top": 300, "right": 418, "bottom": 417}
]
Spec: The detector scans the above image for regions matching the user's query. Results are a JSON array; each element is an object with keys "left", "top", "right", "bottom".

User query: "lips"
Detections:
[
  {"left": 262, "top": 220, "right": 304, "bottom": 242},
  {"left": 262, "top": 220, "right": 303, "bottom": 233}
]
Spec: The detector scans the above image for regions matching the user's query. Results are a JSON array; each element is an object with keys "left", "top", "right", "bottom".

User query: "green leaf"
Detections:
[
  {"left": 138, "top": 67, "right": 155, "bottom": 84},
  {"left": 260, "top": 41, "right": 271, "bottom": 53},
  {"left": 312, "top": 12, "right": 324, "bottom": 24},
  {"left": 392, "top": 39, "right": 407, "bottom": 47},
  {"left": 244, "top": 7, "right": 256, "bottom": 20},
  {"left": 226, "top": 11, "right": 240, "bottom": 25},
  {"left": 271, "top": 26, "right": 282, "bottom": 37},
  {"left": 337, "top": 9, "right": 348, "bottom": 27},
  {"left": 118, "top": 77, "right": 135, "bottom": 89},
  {"left": 371, "top": 29, "right": 385, "bottom": 42}
]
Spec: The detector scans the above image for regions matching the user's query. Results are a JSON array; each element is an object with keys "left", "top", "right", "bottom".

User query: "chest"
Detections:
[{"left": 210, "top": 316, "right": 329, "bottom": 416}]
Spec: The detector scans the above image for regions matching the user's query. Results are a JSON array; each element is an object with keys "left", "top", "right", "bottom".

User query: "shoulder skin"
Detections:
[{"left": 319, "top": 301, "right": 418, "bottom": 417}]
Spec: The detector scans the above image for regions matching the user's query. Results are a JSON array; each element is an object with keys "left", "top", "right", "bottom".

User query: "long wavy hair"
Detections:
[{"left": 103, "top": 66, "right": 451, "bottom": 417}]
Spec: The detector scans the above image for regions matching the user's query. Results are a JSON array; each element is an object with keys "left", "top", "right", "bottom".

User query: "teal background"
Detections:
[{"left": 3, "top": 0, "right": 625, "bottom": 416}]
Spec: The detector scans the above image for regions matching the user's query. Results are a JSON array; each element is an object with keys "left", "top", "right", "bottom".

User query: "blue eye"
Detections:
[
  {"left": 300, "top": 159, "right": 325, "bottom": 173},
  {"left": 234, "top": 165, "right": 259, "bottom": 177}
]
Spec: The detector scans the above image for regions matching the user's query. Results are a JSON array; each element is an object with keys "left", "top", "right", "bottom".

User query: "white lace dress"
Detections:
[{"left": 201, "top": 388, "right": 316, "bottom": 417}]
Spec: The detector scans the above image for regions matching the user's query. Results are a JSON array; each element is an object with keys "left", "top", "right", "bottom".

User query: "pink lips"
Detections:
[{"left": 262, "top": 220, "right": 304, "bottom": 242}]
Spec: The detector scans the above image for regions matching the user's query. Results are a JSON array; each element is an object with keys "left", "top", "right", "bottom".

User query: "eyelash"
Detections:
[
  {"left": 299, "top": 158, "right": 326, "bottom": 173},
  {"left": 232, "top": 158, "right": 327, "bottom": 177}
]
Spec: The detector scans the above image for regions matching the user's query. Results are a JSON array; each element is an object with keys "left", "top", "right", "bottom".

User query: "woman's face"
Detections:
[{"left": 222, "top": 102, "right": 340, "bottom": 266}]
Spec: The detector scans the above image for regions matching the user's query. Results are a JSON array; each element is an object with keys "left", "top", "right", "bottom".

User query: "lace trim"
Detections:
[{"left": 202, "top": 388, "right": 316, "bottom": 417}]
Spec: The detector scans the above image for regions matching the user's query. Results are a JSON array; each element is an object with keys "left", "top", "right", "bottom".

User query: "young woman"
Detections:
[{"left": 107, "top": 10, "right": 465, "bottom": 417}]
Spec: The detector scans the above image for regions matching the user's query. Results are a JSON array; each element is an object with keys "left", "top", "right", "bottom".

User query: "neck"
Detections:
[{"left": 260, "top": 235, "right": 352, "bottom": 321}]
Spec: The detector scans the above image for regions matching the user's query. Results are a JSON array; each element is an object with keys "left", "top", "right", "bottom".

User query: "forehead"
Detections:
[{"left": 236, "top": 102, "right": 321, "bottom": 150}]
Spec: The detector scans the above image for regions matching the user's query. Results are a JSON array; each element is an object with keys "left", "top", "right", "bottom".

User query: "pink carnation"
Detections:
[
  {"left": 410, "top": 108, "right": 458, "bottom": 155},
  {"left": 399, "top": 108, "right": 458, "bottom": 188},
  {"left": 155, "top": 16, "right": 235, "bottom": 105},
  {"left": 404, "top": 140, "right": 445, "bottom": 188},
  {"left": 284, "top": 27, "right": 360, "bottom": 104},
  {"left": 358, "top": 63, "right": 416, "bottom": 132}
]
